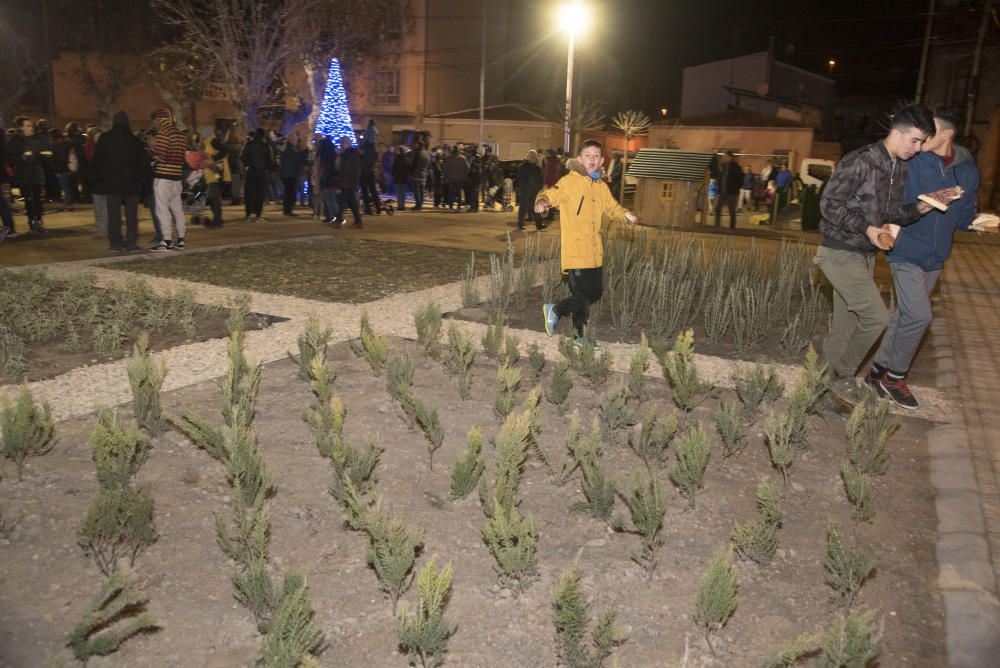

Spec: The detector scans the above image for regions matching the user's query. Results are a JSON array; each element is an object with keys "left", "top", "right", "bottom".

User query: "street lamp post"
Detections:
[{"left": 559, "top": 0, "right": 590, "bottom": 154}]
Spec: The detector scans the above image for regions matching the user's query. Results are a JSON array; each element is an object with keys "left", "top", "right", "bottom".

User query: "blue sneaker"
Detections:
[{"left": 543, "top": 303, "right": 559, "bottom": 336}]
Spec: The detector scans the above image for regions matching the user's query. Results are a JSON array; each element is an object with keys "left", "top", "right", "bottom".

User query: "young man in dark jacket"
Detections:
[
  {"left": 866, "top": 107, "right": 979, "bottom": 409},
  {"left": 337, "top": 137, "right": 363, "bottom": 227},
  {"left": 409, "top": 142, "right": 430, "bottom": 210},
  {"left": 714, "top": 151, "right": 743, "bottom": 229},
  {"left": 516, "top": 150, "right": 544, "bottom": 231},
  {"left": 9, "top": 117, "right": 53, "bottom": 235},
  {"left": 93, "top": 111, "right": 147, "bottom": 251},
  {"left": 241, "top": 128, "right": 273, "bottom": 222},
  {"left": 815, "top": 104, "right": 959, "bottom": 405}
]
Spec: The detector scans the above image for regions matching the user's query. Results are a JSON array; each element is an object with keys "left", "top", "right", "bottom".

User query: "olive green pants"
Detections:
[{"left": 813, "top": 245, "right": 889, "bottom": 379}]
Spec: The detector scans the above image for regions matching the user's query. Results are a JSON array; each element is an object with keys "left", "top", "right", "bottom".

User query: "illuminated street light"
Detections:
[
  {"left": 660, "top": 107, "right": 668, "bottom": 117},
  {"left": 828, "top": 59, "right": 837, "bottom": 74},
  {"left": 558, "top": 0, "right": 591, "bottom": 153}
]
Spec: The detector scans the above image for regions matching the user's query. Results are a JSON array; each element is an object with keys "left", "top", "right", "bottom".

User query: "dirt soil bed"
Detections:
[
  {"left": 0, "top": 337, "right": 944, "bottom": 667},
  {"left": 100, "top": 238, "right": 489, "bottom": 304},
  {"left": 2, "top": 311, "right": 279, "bottom": 385},
  {"left": 446, "top": 285, "right": 937, "bottom": 386}
]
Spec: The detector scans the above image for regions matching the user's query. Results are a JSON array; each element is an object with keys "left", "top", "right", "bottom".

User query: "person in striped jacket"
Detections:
[{"left": 149, "top": 108, "right": 187, "bottom": 251}]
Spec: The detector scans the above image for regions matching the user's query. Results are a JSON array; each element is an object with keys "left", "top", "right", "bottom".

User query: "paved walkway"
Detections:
[{"left": 3, "top": 205, "right": 1000, "bottom": 664}]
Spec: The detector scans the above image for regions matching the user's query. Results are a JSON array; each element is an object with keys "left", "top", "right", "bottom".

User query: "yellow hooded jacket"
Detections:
[
  {"left": 202, "top": 137, "right": 231, "bottom": 185},
  {"left": 536, "top": 159, "right": 630, "bottom": 273}
]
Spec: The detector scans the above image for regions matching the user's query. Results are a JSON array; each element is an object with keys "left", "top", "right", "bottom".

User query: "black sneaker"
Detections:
[
  {"left": 879, "top": 376, "right": 919, "bottom": 410},
  {"left": 151, "top": 242, "right": 173, "bottom": 252},
  {"left": 175, "top": 238, "right": 186, "bottom": 249},
  {"left": 862, "top": 368, "right": 887, "bottom": 397}
]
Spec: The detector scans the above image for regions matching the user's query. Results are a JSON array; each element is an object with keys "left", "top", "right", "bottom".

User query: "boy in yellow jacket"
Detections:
[{"left": 535, "top": 139, "right": 639, "bottom": 343}]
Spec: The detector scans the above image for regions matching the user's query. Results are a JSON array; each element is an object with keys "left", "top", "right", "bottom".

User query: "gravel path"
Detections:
[{"left": 1, "top": 260, "right": 955, "bottom": 424}]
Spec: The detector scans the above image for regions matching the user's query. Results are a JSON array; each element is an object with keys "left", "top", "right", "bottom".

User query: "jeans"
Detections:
[
  {"left": 873, "top": 262, "right": 941, "bottom": 374},
  {"left": 281, "top": 177, "right": 298, "bottom": 214},
  {"left": 517, "top": 189, "right": 543, "bottom": 229},
  {"left": 411, "top": 180, "right": 425, "bottom": 209},
  {"left": 814, "top": 245, "right": 889, "bottom": 379},
  {"left": 361, "top": 172, "right": 382, "bottom": 213},
  {"left": 338, "top": 188, "right": 362, "bottom": 225},
  {"left": 106, "top": 193, "right": 140, "bottom": 249},
  {"left": 22, "top": 183, "right": 44, "bottom": 222},
  {"left": 57, "top": 171, "right": 78, "bottom": 208},
  {"left": 92, "top": 194, "right": 108, "bottom": 236},
  {"left": 322, "top": 190, "right": 340, "bottom": 221}
]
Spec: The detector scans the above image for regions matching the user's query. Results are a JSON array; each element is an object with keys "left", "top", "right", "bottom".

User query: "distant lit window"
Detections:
[
  {"left": 374, "top": 70, "right": 401, "bottom": 106},
  {"left": 660, "top": 182, "right": 674, "bottom": 200}
]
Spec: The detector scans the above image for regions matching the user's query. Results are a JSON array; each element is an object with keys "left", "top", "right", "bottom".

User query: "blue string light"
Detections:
[{"left": 314, "top": 58, "right": 357, "bottom": 145}]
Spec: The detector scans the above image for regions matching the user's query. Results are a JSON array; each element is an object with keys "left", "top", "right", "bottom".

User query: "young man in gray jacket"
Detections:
[{"left": 815, "top": 104, "right": 959, "bottom": 405}]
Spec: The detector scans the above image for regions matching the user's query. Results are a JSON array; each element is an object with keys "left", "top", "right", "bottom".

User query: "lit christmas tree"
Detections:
[{"left": 314, "top": 58, "right": 357, "bottom": 145}]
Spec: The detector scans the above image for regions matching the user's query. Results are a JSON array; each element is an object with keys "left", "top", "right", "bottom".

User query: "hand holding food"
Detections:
[{"left": 918, "top": 186, "right": 963, "bottom": 212}]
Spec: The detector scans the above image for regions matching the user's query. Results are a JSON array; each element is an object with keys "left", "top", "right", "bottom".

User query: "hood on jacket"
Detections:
[{"left": 112, "top": 111, "right": 130, "bottom": 128}]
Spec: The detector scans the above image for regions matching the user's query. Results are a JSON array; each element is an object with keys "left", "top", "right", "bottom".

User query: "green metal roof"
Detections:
[{"left": 626, "top": 149, "right": 714, "bottom": 182}]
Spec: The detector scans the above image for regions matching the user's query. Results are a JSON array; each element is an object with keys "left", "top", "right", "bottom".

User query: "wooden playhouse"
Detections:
[{"left": 627, "top": 148, "right": 714, "bottom": 227}]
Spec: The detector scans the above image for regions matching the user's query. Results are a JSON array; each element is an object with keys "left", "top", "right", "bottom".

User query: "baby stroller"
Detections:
[
  {"left": 484, "top": 178, "right": 513, "bottom": 212},
  {"left": 183, "top": 151, "right": 208, "bottom": 224}
]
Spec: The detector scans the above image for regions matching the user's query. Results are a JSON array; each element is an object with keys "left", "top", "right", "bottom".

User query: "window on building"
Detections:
[
  {"left": 374, "top": 70, "right": 401, "bottom": 106},
  {"left": 660, "top": 182, "right": 674, "bottom": 201}
]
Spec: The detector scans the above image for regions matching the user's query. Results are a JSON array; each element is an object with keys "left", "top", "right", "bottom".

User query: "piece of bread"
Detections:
[
  {"left": 918, "top": 194, "right": 949, "bottom": 211},
  {"left": 970, "top": 213, "right": 1000, "bottom": 232}
]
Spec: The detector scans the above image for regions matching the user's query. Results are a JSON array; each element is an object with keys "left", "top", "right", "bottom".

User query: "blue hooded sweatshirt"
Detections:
[{"left": 890, "top": 145, "right": 979, "bottom": 272}]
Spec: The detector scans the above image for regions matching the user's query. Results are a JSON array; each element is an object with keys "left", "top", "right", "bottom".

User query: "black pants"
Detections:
[
  {"left": 23, "top": 183, "right": 44, "bottom": 222},
  {"left": 361, "top": 171, "right": 383, "bottom": 214},
  {"left": 517, "top": 189, "right": 543, "bottom": 229},
  {"left": 205, "top": 183, "right": 223, "bottom": 227},
  {"left": 338, "top": 188, "right": 362, "bottom": 225},
  {"left": 106, "top": 193, "right": 139, "bottom": 249},
  {"left": 411, "top": 180, "right": 425, "bottom": 209},
  {"left": 244, "top": 168, "right": 266, "bottom": 217},
  {"left": 281, "top": 177, "right": 298, "bottom": 214},
  {"left": 554, "top": 267, "right": 603, "bottom": 337},
  {"left": 464, "top": 182, "right": 479, "bottom": 211},
  {"left": 446, "top": 182, "right": 462, "bottom": 208},
  {"left": 715, "top": 193, "right": 738, "bottom": 229}
]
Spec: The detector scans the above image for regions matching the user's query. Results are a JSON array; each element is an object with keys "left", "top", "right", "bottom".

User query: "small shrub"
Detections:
[
  {"left": 67, "top": 572, "right": 156, "bottom": 662},
  {"left": 627, "top": 332, "right": 651, "bottom": 401},
  {"left": 546, "top": 361, "right": 573, "bottom": 408},
  {"left": 461, "top": 252, "right": 480, "bottom": 308},
  {"left": 841, "top": 465, "right": 875, "bottom": 522},
  {"left": 845, "top": 396, "right": 897, "bottom": 476},
  {"left": 481, "top": 500, "right": 538, "bottom": 593},
  {"left": 1, "top": 385, "right": 55, "bottom": 481},
  {"left": 659, "top": 329, "right": 711, "bottom": 412},
  {"left": 442, "top": 324, "right": 475, "bottom": 400},
  {"left": 401, "top": 390, "right": 444, "bottom": 469},
  {"left": 573, "top": 457, "right": 618, "bottom": 527},
  {"left": 397, "top": 556, "right": 455, "bottom": 668},
  {"left": 78, "top": 485, "right": 158, "bottom": 576},
  {"left": 91, "top": 321, "right": 129, "bottom": 353},
  {"left": 450, "top": 426, "right": 486, "bottom": 500},
  {"left": 558, "top": 332, "right": 612, "bottom": 385},
  {"left": 779, "top": 283, "right": 830, "bottom": 356},
  {"left": 512, "top": 232, "right": 541, "bottom": 309},
  {"left": 256, "top": 582, "right": 324, "bottom": 667},
  {"left": 481, "top": 317, "right": 505, "bottom": 360},
  {"left": 552, "top": 564, "right": 627, "bottom": 668},
  {"left": 621, "top": 473, "right": 667, "bottom": 576},
  {"left": 519, "top": 386, "right": 553, "bottom": 474},
  {"left": 0, "top": 326, "right": 28, "bottom": 378},
  {"left": 502, "top": 334, "right": 520, "bottom": 367},
  {"left": 731, "top": 481, "right": 784, "bottom": 566},
  {"left": 820, "top": 608, "right": 883, "bottom": 667},
  {"left": 528, "top": 343, "right": 546, "bottom": 378},
  {"left": 414, "top": 303, "right": 443, "bottom": 358},
  {"left": 291, "top": 315, "right": 332, "bottom": 380},
  {"left": 702, "top": 284, "right": 732, "bottom": 345},
  {"left": 358, "top": 310, "right": 388, "bottom": 377},
  {"left": 481, "top": 412, "right": 531, "bottom": 516},
  {"left": 366, "top": 509, "right": 425, "bottom": 614},
  {"left": 695, "top": 547, "right": 739, "bottom": 658},
  {"left": 765, "top": 411, "right": 796, "bottom": 493},
  {"left": 387, "top": 354, "right": 415, "bottom": 403},
  {"left": 715, "top": 401, "right": 747, "bottom": 458},
  {"left": 89, "top": 410, "right": 150, "bottom": 491},
  {"left": 557, "top": 412, "right": 601, "bottom": 485},
  {"left": 328, "top": 429, "right": 382, "bottom": 507},
  {"left": 669, "top": 423, "right": 711, "bottom": 508},
  {"left": 494, "top": 363, "right": 522, "bottom": 420},
  {"left": 825, "top": 521, "right": 875, "bottom": 609},
  {"left": 485, "top": 241, "right": 514, "bottom": 322},
  {"left": 787, "top": 345, "right": 829, "bottom": 450},
  {"left": 628, "top": 410, "right": 677, "bottom": 473},
  {"left": 732, "top": 363, "right": 784, "bottom": 423},
  {"left": 127, "top": 332, "right": 167, "bottom": 435},
  {"left": 597, "top": 383, "right": 638, "bottom": 443}
]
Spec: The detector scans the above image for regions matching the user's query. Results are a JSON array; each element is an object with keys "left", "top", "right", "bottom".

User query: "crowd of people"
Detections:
[{"left": 0, "top": 113, "right": 591, "bottom": 249}]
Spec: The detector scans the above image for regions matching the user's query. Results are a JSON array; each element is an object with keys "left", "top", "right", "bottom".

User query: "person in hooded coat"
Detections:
[{"left": 93, "top": 111, "right": 148, "bottom": 251}]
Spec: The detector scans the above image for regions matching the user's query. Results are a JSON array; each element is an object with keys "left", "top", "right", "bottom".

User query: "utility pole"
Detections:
[
  {"left": 479, "top": 0, "right": 486, "bottom": 154},
  {"left": 964, "top": 0, "right": 993, "bottom": 137},
  {"left": 915, "top": 0, "right": 935, "bottom": 103}
]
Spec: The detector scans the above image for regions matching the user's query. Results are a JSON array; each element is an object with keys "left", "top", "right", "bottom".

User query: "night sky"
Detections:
[{"left": 507, "top": 0, "right": 986, "bottom": 118}]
